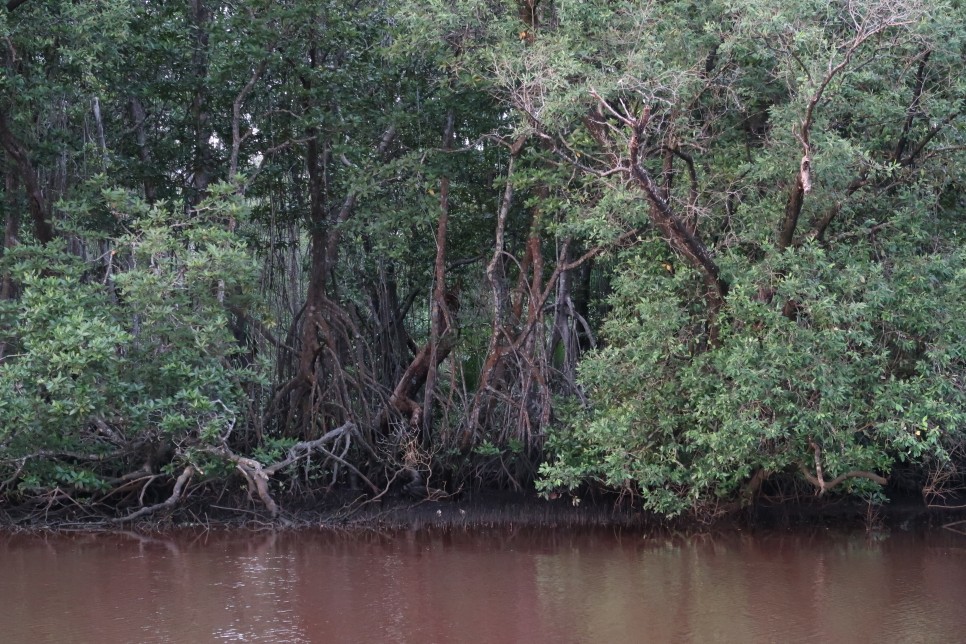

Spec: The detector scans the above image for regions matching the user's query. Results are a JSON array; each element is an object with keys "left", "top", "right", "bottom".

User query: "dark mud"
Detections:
[{"left": 2, "top": 488, "right": 965, "bottom": 535}]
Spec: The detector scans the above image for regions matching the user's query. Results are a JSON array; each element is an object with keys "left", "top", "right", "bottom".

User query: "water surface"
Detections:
[{"left": 2, "top": 527, "right": 964, "bottom": 642}]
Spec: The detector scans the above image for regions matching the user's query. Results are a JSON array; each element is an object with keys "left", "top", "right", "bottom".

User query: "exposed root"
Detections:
[
  {"left": 263, "top": 422, "right": 379, "bottom": 494},
  {"left": 112, "top": 466, "right": 195, "bottom": 524},
  {"left": 204, "top": 421, "right": 378, "bottom": 517},
  {"left": 209, "top": 449, "right": 278, "bottom": 517}
]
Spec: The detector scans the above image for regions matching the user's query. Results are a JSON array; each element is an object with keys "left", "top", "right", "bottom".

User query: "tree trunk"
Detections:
[
  {"left": 0, "top": 167, "right": 19, "bottom": 361},
  {"left": 464, "top": 157, "right": 515, "bottom": 447},
  {"left": 91, "top": 96, "right": 109, "bottom": 170},
  {"left": 422, "top": 110, "right": 456, "bottom": 438},
  {"left": 0, "top": 114, "right": 53, "bottom": 244},
  {"left": 627, "top": 109, "right": 727, "bottom": 326},
  {"left": 188, "top": 0, "right": 212, "bottom": 205},
  {"left": 129, "top": 97, "right": 157, "bottom": 203},
  {"left": 549, "top": 243, "right": 580, "bottom": 393},
  {"left": 1, "top": 168, "right": 19, "bottom": 300}
]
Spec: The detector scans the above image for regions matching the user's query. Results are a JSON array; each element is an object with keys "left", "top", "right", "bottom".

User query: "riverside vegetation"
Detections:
[{"left": 0, "top": 0, "right": 964, "bottom": 526}]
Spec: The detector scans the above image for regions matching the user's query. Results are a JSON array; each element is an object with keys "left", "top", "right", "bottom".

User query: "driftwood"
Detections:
[{"left": 111, "top": 422, "right": 373, "bottom": 522}]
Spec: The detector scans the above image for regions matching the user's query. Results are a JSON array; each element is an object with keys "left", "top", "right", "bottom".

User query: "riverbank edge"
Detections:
[{"left": 2, "top": 490, "right": 964, "bottom": 535}]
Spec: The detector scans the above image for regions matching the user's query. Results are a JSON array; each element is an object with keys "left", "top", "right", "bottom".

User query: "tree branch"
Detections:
[
  {"left": 779, "top": 3, "right": 917, "bottom": 249},
  {"left": 801, "top": 439, "right": 887, "bottom": 496},
  {"left": 230, "top": 59, "right": 269, "bottom": 181},
  {"left": 112, "top": 466, "right": 195, "bottom": 523},
  {"left": 626, "top": 106, "right": 727, "bottom": 308},
  {"left": 893, "top": 49, "right": 931, "bottom": 163}
]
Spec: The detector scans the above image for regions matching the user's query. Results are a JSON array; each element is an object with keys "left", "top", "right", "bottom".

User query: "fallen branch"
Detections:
[
  {"left": 112, "top": 466, "right": 195, "bottom": 523},
  {"left": 266, "top": 423, "right": 380, "bottom": 495},
  {"left": 264, "top": 422, "right": 352, "bottom": 473},
  {"left": 209, "top": 449, "right": 278, "bottom": 517},
  {"left": 206, "top": 422, "right": 378, "bottom": 517}
]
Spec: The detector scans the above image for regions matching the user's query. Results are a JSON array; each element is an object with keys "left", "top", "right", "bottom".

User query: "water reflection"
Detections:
[{"left": 1, "top": 528, "right": 964, "bottom": 643}]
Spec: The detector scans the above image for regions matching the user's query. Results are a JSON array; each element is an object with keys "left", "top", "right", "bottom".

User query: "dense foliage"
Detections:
[{"left": 0, "top": 0, "right": 963, "bottom": 522}]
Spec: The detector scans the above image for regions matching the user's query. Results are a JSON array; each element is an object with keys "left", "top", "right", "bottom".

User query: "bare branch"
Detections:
[
  {"left": 230, "top": 59, "right": 269, "bottom": 181},
  {"left": 626, "top": 106, "right": 728, "bottom": 308},
  {"left": 780, "top": 0, "right": 921, "bottom": 249},
  {"left": 112, "top": 466, "right": 195, "bottom": 523}
]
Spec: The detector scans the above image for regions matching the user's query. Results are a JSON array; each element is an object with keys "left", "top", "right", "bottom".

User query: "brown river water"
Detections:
[{"left": 1, "top": 527, "right": 965, "bottom": 643}]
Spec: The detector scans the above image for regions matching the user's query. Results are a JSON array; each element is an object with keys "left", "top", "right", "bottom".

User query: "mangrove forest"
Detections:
[{"left": 1, "top": 0, "right": 964, "bottom": 525}]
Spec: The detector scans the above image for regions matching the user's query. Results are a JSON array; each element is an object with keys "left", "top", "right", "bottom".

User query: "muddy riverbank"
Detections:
[{"left": 2, "top": 488, "right": 964, "bottom": 535}]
